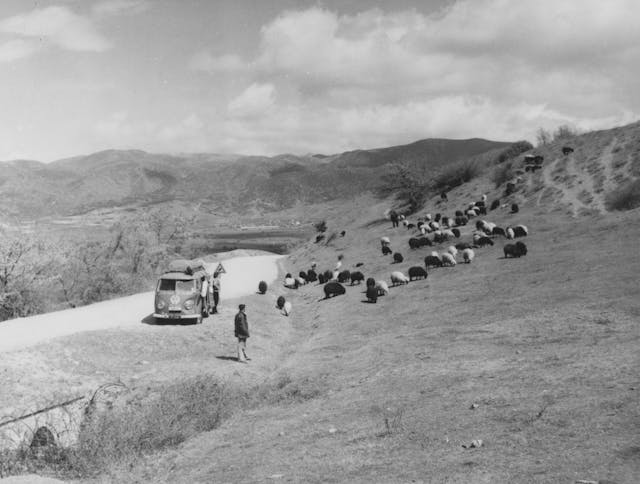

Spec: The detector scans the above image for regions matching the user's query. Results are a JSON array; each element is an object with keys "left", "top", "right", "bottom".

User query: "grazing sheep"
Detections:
[
  {"left": 441, "top": 252, "right": 457, "bottom": 266},
  {"left": 442, "top": 229, "right": 455, "bottom": 239},
  {"left": 506, "top": 227, "right": 515, "bottom": 240},
  {"left": 481, "top": 194, "right": 487, "bottom": 202},
  {"left": 492, "top": 227, "right": 506, "bottom": 237},
  {"left": 513, "top": 225, "right": 528, "bottom": 237},
  {"left": 390, "top": 271, "right": 410, "bottom": 285},
  {"left": 407, "top": 223, "right": 415, "bottom": 230},
  {"left": 447, "top": 245, "right": 458, "bottom": 256},
  {"left": 258, "top": 280, "right": 268, "bottom": 294},
  {"left": 355, "top": 262, "right": 364, "bottom": 267},
  {"left": 433, "top": 232, "right": 448, "bottom": 244},
  {"left": 504, "top": 243, "right": 522, "bottom": 258},
  {"left": 318, "top": 273, "right": 326, "bottom": 284},
  {"left": 332, "top": 270, "right": 340, "bottom": 281},
  {"left": 462, "top": 248, "right": 475, "bottom": 263},
  {"left": 562, "top": 146, "right": 574, "bottom": 155},
  {"left": 429, "top": 221, "right": 440, "bottom": 231},
  {"left": 295, "top": 276, "right": 306, "bottom": 286},
  {"left": 455, "top": 215, "right": 468, "bottom": 226},
  {"left": 475, "top": 236, "right": 494, "bottom": 247},
  {"left": 409, "top": 237, "right": 422, "bottom": 250},
  {"left": 366, "top": 277, "right": 376, "bottom": 287},
  {"left": 441, "top": 216, "right": 451, "bottom": 228},
  {"left": 350, "top": 271, "right": 365, "bottom": 285},
  {"left": 455, "top": 242, "right": 473, "bottom": 251},
  {"left": 490, "top": 199, "right": 500, "bottom": 211},
  {"left": 511, "top": 203, "right": 519, "bottom": 213},
  {"left": 298, "top": 271, "right": 308, "bottom": 281},
  {"left": 340, "top": 230, "right": 346, "bottom": 237},
  {"left": 424, "top": 255, "right": 443, "bottom": 269},
  {"left": 505, "top": 182, "right": 516, "bottom": 195},
  {"left": 276, "top": 296, "right": 285, "bottom": 309},
  {"left": 451, "top": 228, "right": 461, "bottom": 238},
  {"left": 375, "top": 280, "right": 390, "bottom": 295},
  {"left": 284, "top": 275, "right": 298, "bottom": 289},
  {"left": 419, "top": 237, "right": 432, "bottom": 247},
  {"left": 382, "top": 245, "right": 392, "bottom": 256},
  {"left": 434, "top": 213, "right": 441, "bottom": 222},
  {"left": 475, "top": 200, "right": 485, "bottom": 208},
  {"left": 424, "top": 213, "right": 432, "bottom": 222},
  {"left": 381, "top": 236, "right": 391, "bottom": 246},
  {"left": 366, "top": 285, "right": 378, "bottom": 303},
  {"left": 478, "top": 206, "right": 487, "bottom": 215},
  {"left": 455, "top": 210, "right": 464, "bottom": 217},
  {"left": 322, "top": 270, "right": 333, "bottom": 282},
  {"left": 306, "top": 269, "right": 318, "bottom": 282},
  {"left": 516, "top": 241, "right": 528, "bottom": 256},
  {"left": 337, "top": 270, "right": 351, "bottom": 284},
  {"left": 475, "top": 220, "right": 486, "bottom": 231},
  {"left": 324, "top": 281, "right": 346, "bottom": 298},
  {"left": 408, "top": 266, "right": 428, "bottom": 281},
  {"left": 430, "top": 251, "right": 441, "bottom": 259},
  {"left": 315, "top": 234, "right": 325, "bottom": 243},
  {"left": 466, "top": 209, "right": 477, "bottom": 218},
  {"left": 393, "top": 252, "right": 404, "bottom": 263},
  {"left": 283, "top": 301, "right": 292, "bottom": 316}
]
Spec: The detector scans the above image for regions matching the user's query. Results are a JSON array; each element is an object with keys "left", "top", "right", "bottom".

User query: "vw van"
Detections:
[{"left": 153, "top": 260, "right": 209, "bottom": 324}]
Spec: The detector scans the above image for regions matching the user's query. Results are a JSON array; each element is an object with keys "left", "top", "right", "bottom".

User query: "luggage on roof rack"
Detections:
[{"left": 165, "top": 259, "right": 206, "bottom": 275}]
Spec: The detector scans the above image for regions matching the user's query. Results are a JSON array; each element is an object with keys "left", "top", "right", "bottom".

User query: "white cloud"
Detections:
[
  {"left": 186, "top": 1, "right": 640, "bottom": 153},
  {"left": 0, "top": 39, "right": 38, "bottom": 62},
  {"left": 228, "top": 83, "right": 276, "bottom": 118},
  {"left": 92, "top": 0, "right": 151, "bottom": 16},
  {"left": 0, "top": 6, "right": 111, "bottom": 52}
]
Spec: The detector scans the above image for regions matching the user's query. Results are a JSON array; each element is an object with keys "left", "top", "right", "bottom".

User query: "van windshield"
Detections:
[{"left": 158, "top": 279, "right": 196, "bottom": 294}]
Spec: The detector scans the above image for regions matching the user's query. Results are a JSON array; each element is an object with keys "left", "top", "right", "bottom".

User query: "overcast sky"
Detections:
[{"left": 1, "top": 0, "right": 638, "bottom": 162}]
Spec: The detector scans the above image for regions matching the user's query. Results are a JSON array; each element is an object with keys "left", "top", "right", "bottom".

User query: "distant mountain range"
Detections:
[{"left": 0, "top": 138, "right": 512, "bottom": 219}]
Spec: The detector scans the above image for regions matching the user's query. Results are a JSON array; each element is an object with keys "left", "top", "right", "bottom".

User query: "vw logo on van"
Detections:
[{"left": 170, "top": 295, "right": 180, "bottom": 305}]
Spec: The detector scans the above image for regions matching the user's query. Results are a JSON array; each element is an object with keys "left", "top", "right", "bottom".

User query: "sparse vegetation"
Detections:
[
  {"left": 313, "top": 220, "right": 327, "bottom": 233},
  {"left": 605, "top": 179, "right": 640, "bottom": 211},
  {"left": 496, "top": 140, "right": 533, "bottom": 164},
  {"left": 492, "top": 161, "right": 515, "bottom": 188},
  {"left": 432, "top": 159, "right": 482, "bottom": 192}
]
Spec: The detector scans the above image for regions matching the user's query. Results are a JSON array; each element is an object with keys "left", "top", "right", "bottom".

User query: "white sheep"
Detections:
[
  {"left": 442, "top": 229, "right": 455, "bottom": 238},
  {"left": 506, "top": 227, "right": 515, "bottom": 239},
  {"left": 462, "top": 248, "right": 475, "bottom": 263},
  {"left": 284, "top": 276, "right": 296, "bottom": 288},
  {"left": 429, "top": 221, "right": 440, "bottom": 230},
  {"left": 481, "top": 194, "right": 487, "bottom": 202},
  {"left": 430, "top": 251, "right": 442, "bottom": 260},
  {"left": 484, "top": 222, "right": 496, "bottom": 232},
  {"left": 390, "top": 271, "right": 410, "bottom": 285},
  {"left": 425, "top": 213, "right": 432, "bottom": 221},
  {"left": 441, "top": 252, "right": 457, "bottom": 266},
  {"left": 447, "top": 245, "right": 458, "bottom": 256},
  {"left": 375, "top": 280, "right": 389, "bottom": 295},
  {"left": 283, "top": 301, "right": 292, "bottom": 316},
  {"left": 380, "top": 236, "right": 391, "bottom": 246},
  {"left": 295, "top": 276, "right": 306, "bottom": 286},
  {"left": 332, "top": 270, "right": 340, "bottom": 281},
  {"left": 466, "top": 209, "right": 477, "bottom": 218}
]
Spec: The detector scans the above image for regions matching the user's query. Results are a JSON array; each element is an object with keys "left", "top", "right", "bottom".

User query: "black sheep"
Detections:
[
  {"left": 475, "top": 236, "right": 494, "bottom": 247},
  {"left": 455, "top": 215, "right": 468, "bottom": 226},
  {"left": 337, "top": 270, "right": 351, "bottom": 283},
  {"left": 393, "top": 252, "right": 404, "bottom": 263},
  {"left": 366, "top": 285, "right": 378, "bottom": 303},
  {"left": 315, "top": 234, "right": 325, "bottom": 243},
  {"left": 515, "top": 241, "right": 528, "bottom": 256},
  {"left": 322, "top": 269, "right": 334, "bottom": 281},
  {"left": 366, "top": 277, "right": 376, "bottom": 287},
  {"left": 407, "top": 223, "right": 415, "bottom": 229},
  {"left": 455, "top": 210, "right": 464, "bottom": 217},
  {"left": 306, "top": 269, "right": 318, "bottom": 282},
  {"left": 511, "top": 203, "right": 519, "bottom": 213},
  {"left": 475, "top": 220, "right": 485, "bottom": 231},
  {"left": 382, "top": 245, "right": 392, "bottom": 256},
  {"left": 408, "top": 237, "right": 422, "bottom": 249},
  {"left": 299, "top": 271, "right": 308, "bottom": 281},
  {"left": 562, "top": 146, "right": 574, "bottom": 155},
  {"left": 513, "top": 226, "right": 527, "bottom": 238},
  {"left": 318, "top": 273, "right": 325, "bottom": 284},
  {"left": 408, "top": 266, "right": 428, "bottom": 281},
  {"left": 258, "top": 280, "right": 268, "bottom": 294},
  {"left": 492, "top": 227, "right": 506, "bottom": 237},
  {"left": 355, "top": 262, "right": 364, "bottom": 267},
  {"left": 419, "top": 236, "right": 432, "bottom": 246},
  {"left": 434, "top": 213, "right": 441, "bottom": 222},
  {"left": 475, "top": 200, "right": 485, "bottom": 208},
  {"left": 340, "top": 230, "right": 346, "bottom": 236},
  {"left": 490, "top": 199, "right": 500, "bottom": 211},
  {"left": 276, "top": 296, "right": 285, "bottom": 309},
  {"left": 424, "top": 255, "right": 443, "bottom": 269},
  {"left": 324, "top": 282, "right": 346, "bottom": 298},
  {"left": 479, "top": 206, "right": 487, "bottom": 215},
  {"left": 504, "top": 243, "right": 524, "bottom": 258},
  {"left": 350, "top": 271, "right": 365, "bottom": 285},
  {"left": 451, "top": 228, "right": 461, "bottom": 238}
]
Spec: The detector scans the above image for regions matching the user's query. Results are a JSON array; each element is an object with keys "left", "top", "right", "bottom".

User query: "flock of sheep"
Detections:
[{"left": 271, "top": 192, "right": 530, "bottom": 313}]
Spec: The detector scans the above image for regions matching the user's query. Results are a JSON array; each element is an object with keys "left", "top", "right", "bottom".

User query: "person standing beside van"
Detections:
[
  {"left": 210, "top": 272, "right": 221, "bottom": 314},
  {"left": 234, "top": 304, "right": 250, "bottom": 363}
]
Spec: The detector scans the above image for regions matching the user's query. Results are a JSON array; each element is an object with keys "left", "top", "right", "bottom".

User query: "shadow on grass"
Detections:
[
  {"left": 361, "top": 299, "right": 377, "bottom": 304},
  {"left": 215, "top": 356, "right": 241, "bottom": 362}
]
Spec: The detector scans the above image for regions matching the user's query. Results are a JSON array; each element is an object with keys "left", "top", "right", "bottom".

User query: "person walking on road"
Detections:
[{"left": 234, "top": 304, "right": 250, "bottom": 363}]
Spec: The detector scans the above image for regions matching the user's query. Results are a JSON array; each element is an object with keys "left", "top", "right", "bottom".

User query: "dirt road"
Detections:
[{"left": 0, "top": 254, "right": 283, "bottom": 353}]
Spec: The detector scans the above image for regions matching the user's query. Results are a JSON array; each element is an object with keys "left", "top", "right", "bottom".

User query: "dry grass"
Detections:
[{"left": 605, "top": 179, "right": 640, "bottom": 211}]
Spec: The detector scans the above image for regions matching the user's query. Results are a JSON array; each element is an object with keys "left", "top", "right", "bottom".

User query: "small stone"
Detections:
[
  {"left": 470, "top": 403, "right": 479, "bottom": 409},
  {"left": 268, "top": 474, "right": 284, "bottom": 480},
  {"left": 278, "top": 431, "right": 285, "bottom": 437},
  {"left": 328, "top": 427, "right": 337, "bottom": 434}
]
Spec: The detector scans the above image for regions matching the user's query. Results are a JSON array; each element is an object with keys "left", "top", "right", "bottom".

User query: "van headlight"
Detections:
[
  {"left": 156, "top": 300, "right": 165, "bottom": 309},
  {"left": 184, "top": 300, "right": 194, "bottom": 310}
]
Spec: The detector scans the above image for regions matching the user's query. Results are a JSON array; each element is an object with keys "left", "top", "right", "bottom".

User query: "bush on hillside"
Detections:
[
  {"left": 492, "top": 162, "right": 515, "bottom": 188},
  {"left": 313, "top": 220, "right": 327, "bottom": 233},
  {"left": 378, "top": 163, "right": 430, "bottom": 214},
  {"left": 496, "top": 141, "right": 533, "bottom": 164},
  {"left": 605, "top": 179, "right": 640, "bottom": 211},
  {"left": 553, "top": 124, "right": 579, "bottom": 141},
  {"left": 432, "top": 159, "right": 482, "bottom": 192}
]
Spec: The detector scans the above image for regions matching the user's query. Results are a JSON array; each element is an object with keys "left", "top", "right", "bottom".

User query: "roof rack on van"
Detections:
[{"left": 164, "top": 259, "right": 207, "bottom": 275}]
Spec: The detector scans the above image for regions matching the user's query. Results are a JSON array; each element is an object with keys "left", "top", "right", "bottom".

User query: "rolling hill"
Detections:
[{"left": 0, "top": 138, "right": 512, "bottom": 219}]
